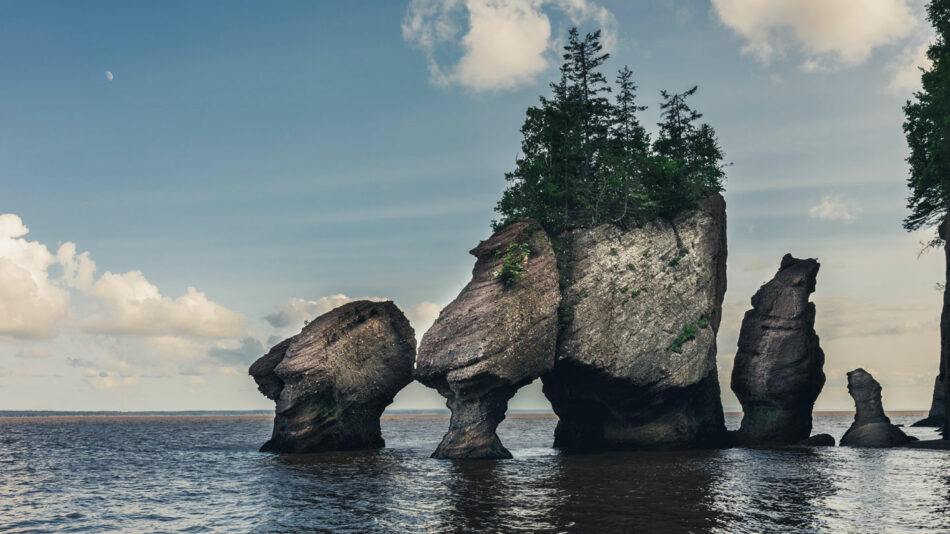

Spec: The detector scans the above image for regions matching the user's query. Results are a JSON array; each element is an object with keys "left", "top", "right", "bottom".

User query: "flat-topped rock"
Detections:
[
  {"left": 249, "top": 300, "right": 416, "bottom": 453},
  {"left": 543, "top": 194, "right": 729, "bottom": 450}
]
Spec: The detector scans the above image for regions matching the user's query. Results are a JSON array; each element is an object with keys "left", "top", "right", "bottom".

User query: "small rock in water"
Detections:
[
  {"left": 839, "top": 368, "right": 912, "bottom": 448},
  {"left": 249, "top": 300, "right": 416, "bottom": 453}
]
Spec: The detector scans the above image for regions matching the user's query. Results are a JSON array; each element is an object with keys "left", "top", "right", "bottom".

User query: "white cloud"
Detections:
[
  {"left": 14, "top": 348, "right": 50, "bottom": 359},
  {"left": 888, "top": 37, "right": 932, "bottom": 94},
  {"left": 264, "top": 294, "right": 386, "bottom": 329},
  {"left": 405, "top": 301, "right": 443, "bottom": 340},
  {"left": 0, "top": 214, "right": 71, "bottom": 339},
  {"left": 809, "top": 195, "right": 862, "bottom": 222},
  {"left": 711, "top": 0, "right": 918, "bottom": 71},
  {"left": 105, "top": 71, "right": 114, "bottom": 81},
  {"left": 402, "top": 0, "right": 616, "bottom": 91}
]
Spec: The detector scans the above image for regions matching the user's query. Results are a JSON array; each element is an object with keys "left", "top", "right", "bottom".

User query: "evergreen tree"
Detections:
[{"left": 903, "top": 0, "right": 950, "bottom": 438}]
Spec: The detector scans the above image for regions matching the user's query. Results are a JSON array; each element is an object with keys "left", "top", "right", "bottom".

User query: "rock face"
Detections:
[
  {"left": 249, "top": 300, "right": 416, "bottom": 453},
  {"left": 912, "top": 373, "right": 945, "bottom": 427},
  {"left": 543, "top": 194, "right": 729, "bottom": 450},
  {"left": 840, "top": 368, "right": 912, "bottom": 448},
  {"left": 415, "top": 221, "right": 560, "bottom": 459},
  {"left": 730, "top": 255, "right": 826, "bottom": 445}
]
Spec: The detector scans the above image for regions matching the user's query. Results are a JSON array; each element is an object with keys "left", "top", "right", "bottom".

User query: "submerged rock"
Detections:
[
  {"left": 249, "top": 300, "right": 416, "bottom": 453},
  {"left": 543, "top": 194, "right": 729, "bottom": 450},
  {"left": 798, "top": 433, "right": 835, "bottom": 447},
  {"left": 415, "top": 220, "right": 560, "bottom": 459},
  {"left": 840, "top": 368, "right": 912, "bottom": 448},
  {"left": 730, "top": 255, "right": 826, "bottom": 445}
]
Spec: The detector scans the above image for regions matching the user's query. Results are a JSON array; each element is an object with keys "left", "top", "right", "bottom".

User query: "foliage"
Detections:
[
  {"left": 670, "top": 323, "right": 697, "bottom": 353},
  {"left": 496, "top": 243, "right": 532, "bottom": 288},
  {"left": 495, "top": 28, "right": 726, "bottom": 235},
  {"left": 904, "top": 0, "right": 950, "bottom": 232},
  {"left": 698, "top": 316, "right": 709, "bottom": 328}
]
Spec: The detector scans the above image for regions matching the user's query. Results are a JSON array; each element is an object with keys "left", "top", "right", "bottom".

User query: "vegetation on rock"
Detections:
[{"left": 494, "top": 28, "right": 726, "bottom": 236}]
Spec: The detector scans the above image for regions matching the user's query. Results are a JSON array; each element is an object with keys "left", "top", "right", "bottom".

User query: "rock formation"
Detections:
[
  {"left": 249, "top": 300, "right": 416, "bottom": 453},
  {"left": 730, "top": 255, "right": 826, "bottom": 445},
  {"left": 415, "top": 220, "right": 560, "bottom": 459},
  {"left": 839, "top": 368, "right": 913, "bottom": 448},
  {"left": 543, "top": 194, "right": 729, "bottom": 450},
  {"left": 912, "top": 373, "right": 945, "bottom": 427}
]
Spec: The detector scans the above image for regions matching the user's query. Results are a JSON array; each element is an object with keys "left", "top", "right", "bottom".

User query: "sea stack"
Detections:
[
  {"left": 543, "top": 194, "right": 729, "bottom": 450},
  {"left": 415, "top": 221, "right": 560, "bottom": 459},
  {"left": 912, "top": 372, "right": 945, "bottom": 427},
  {"left": 249, "top": 300, "right": 416, "bottom": 453},
  {"left": 839, "top": 368, "right": 913, "bottom": 448},
  {"left": 730, "top": 254, "right": 826, "bottom": 445}
]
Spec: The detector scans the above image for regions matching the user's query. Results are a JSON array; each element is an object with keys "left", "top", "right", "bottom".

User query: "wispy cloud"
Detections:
[{"left": 809, "top": 195, "right": 862, "bottom": 222}]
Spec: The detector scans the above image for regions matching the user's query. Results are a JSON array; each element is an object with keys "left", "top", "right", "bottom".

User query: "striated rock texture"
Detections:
[
  {"left": 543, "top": 194, "right": 729, "bottom": 450},
  {"left": 730, "top": 255, "right": 826, "bottom": 445},
  {"left": 912, "top": 373, "right": 945, "bottom": 427},
  {"left": 840, "top": 368, "right": 912, "bottom": 448},
  {"left": 249, "top": 300, "right": 416, "bottom": 453},
  {"left": 415, "top": 221, "right": 560, "bottom": 459}
]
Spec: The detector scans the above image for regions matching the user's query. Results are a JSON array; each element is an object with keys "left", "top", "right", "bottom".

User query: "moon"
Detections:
[{"left": 105, "top": 71, "right": 114, "bottom": 81}]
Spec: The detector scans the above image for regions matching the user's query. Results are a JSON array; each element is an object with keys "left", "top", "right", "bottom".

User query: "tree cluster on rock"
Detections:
[{"left": 494, "top": 29, "right": 726, "bottom": 236}]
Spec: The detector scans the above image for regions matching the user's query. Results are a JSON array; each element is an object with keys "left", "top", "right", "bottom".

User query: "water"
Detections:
[{"left": 1, "top": 414, "right": 948, "bottom": 533}]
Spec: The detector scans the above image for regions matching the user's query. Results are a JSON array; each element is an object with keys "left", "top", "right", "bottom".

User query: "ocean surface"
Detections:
[{"left": 1, "top": 412, "right": 948, "bottom": 533}]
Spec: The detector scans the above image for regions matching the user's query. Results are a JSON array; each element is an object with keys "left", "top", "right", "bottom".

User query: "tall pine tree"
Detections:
[{"left": 904, "top": 0, "right": 950, "bottom": 438}]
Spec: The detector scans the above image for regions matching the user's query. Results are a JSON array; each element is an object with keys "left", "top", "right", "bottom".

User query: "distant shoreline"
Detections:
[{"left": 0, "top": 410, "right": 928, "bottom": 424}]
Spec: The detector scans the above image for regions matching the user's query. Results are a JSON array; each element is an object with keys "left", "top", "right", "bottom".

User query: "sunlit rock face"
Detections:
[
  {"left": 840, "top": 368, "right": 913, "bottom": 448},
  {"left": 415, "top": 220, "right": 560, "bottom": 459},
  {"left": 730, "top": 254, "right": 826, "bottom": 445},
  {"left": 543, "top": 194, "right": 729, "bottom": 450},
  {"left": 249, "top": 300, "right": 416, "bottom": 453}
]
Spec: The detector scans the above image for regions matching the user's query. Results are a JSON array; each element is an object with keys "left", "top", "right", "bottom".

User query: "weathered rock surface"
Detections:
[
  {"left": 912, "top": 374, "right": 945, "bottom": 427},
  {"left": 415, "top": 220, "right": 560, "bottom": 459},
  {"left": 840, "top": 368, "right": 913, "bottom": 448},
  {"left": 249, "top": 300, "right": 416, "bottom": 453},
  {"left": 798, "top": 433, "right": 835, "bottom": 447},
  {"left": 543, "top": 194, "right": 729, "bottom": 450},
  {"left": 730, "top": 255, "right": 826, "bottom": 445}
]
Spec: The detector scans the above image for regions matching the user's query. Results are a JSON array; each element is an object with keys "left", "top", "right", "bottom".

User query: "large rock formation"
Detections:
[
  {"left": 249, "top": 300, "right": 416, "bottom": 453},
  {"left": 543, "top": 194, "right": 729, "bottom": 450},
  {"left": 912, "top": 373, "right": 945, "bottom": 427},
  {"left": 840, "top": 368, "right": 913, "bottom": 448},
  {"left": 730, "top": 255, "right": 826, "bottom": 445},
  {"left": 415, "top": 220, "right": 560, "bottom": 459}
]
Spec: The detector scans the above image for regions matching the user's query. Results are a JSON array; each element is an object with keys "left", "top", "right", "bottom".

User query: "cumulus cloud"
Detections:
[
  {"left": 0, "top": 215, "right": 71, "bottom": 339},
  {"left": 711, "top": 0, "right": 918, "bottom": 71},
  {"left": 264, "top": 294, "right": 385, "bottom": 328},
  {"left": 405, "top": 301, "right": 442, "bottom": 340},
  {"left": 402, "top": 0, "right": 617, "bottom": 91},
  {"left": 208, "top": 336, "right": 266, "bottom": 365},
  {"left": 888, "top": 37, "right": 932, "bottom": 94},
  {"left": 809, "top": 195, "right": 862, "bottom": 222}
]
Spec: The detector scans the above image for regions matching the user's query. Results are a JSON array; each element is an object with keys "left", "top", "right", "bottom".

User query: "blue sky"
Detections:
[{"left": 0, "top": 0, "right": 942, "bottom": 411}]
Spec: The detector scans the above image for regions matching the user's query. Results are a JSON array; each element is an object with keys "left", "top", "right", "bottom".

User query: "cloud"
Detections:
[
  {"left": 0, "top": 215, "right": 71, "bottom": 339},
  {"left": 208, "top": 336, "right": 266, "bottom": 365},
  {"left": 711, "top": 0, "right": 918, "bottom": 71},
  {"left": 405, "top": 301, "right": 442, "bottom": 340},
  {"left": 264, "top": 294, "right": 385, "bottom": 328},
  {"left": 14, "top": 349, "right": 50, "bottom": 359},
  {"left": 888, "top": 37, "right": 932, "bottom": 94},
  {"left": 105, "top": 71, "right": 114, "bottom": 81},
  {"left": 402, "top": 0, "right": 617, "bottom": 91},
  {"left": 809, "top": 195, "right": 862, "bottom": 222}
]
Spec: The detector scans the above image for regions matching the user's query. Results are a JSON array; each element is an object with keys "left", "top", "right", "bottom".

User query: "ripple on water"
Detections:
[{"left": 0, "top": 414, "right": 947, "bottom": 532}]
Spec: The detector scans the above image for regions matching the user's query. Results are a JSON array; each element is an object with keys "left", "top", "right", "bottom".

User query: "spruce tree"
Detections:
[{"left": 903, "top": 0, "right": 950, "bottom": 438}]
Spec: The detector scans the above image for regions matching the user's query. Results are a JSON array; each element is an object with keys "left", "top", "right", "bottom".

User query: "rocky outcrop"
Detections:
[
  {"left": 249, "top": 300, "right": 416, "bottom": 453},
  {"left": 543, "top": 194, "right": 729, "bottom": 450},
  {"left": 912, "top": 374, "right": 945, "bottom": 427},
  {"left": 798, "top": 434, "right": 835, "bottom": 447},
  {"left": 415, "top": 221, "right": 560, "bottom": 459},
  {"left": 840, "top": 368, "right": 913, "bottom": 448},
  {"left": 730, "top": 255, "right": 826, "bottom": 445}
]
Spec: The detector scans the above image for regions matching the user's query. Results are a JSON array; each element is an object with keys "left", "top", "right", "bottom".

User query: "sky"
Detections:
[{"left": 0, "top": 0, "right": 942, "bottom": 412}]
